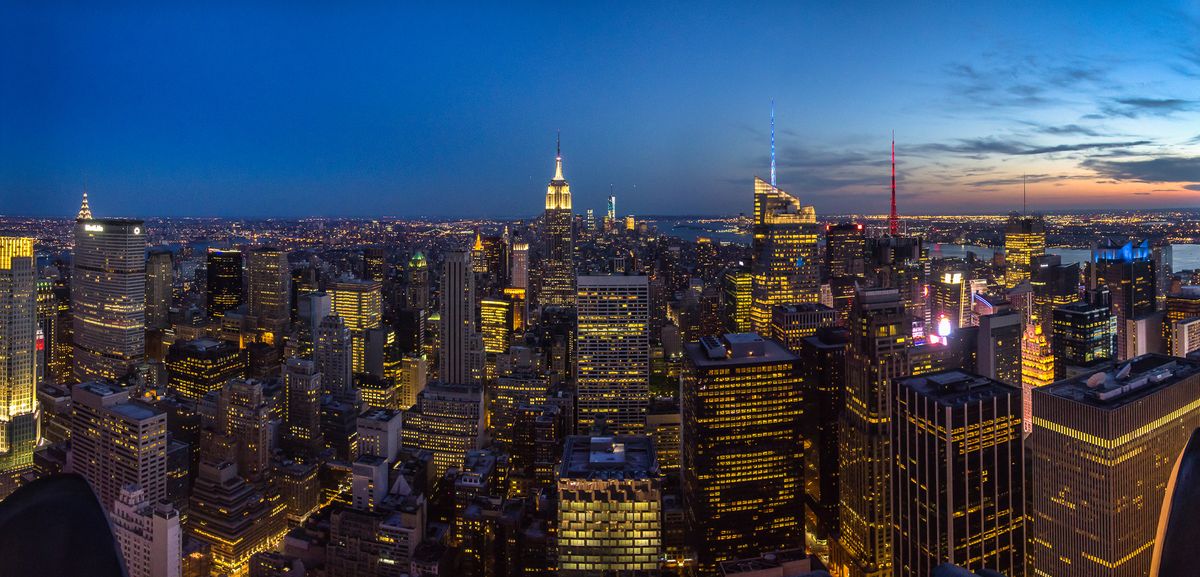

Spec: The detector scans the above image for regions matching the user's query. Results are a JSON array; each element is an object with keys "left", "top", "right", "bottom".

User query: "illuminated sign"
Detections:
[
  {"left": 84, "top": 224, "right": 104, "bottom": 232},
  {"left": 133, "top": 227, "right": 142, "bottom": 235}
]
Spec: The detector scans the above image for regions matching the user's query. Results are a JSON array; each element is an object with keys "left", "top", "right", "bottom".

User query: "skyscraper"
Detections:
[
  {"left": 976, "top": 310, "right": 1022, "bottom": 385},
  {"left": 576, "top": 274, "right": 650, "bottom": 434},
  {"left": 540, "top": 138, "right": 575, "bottom": 308},
  {"left": 892, "top": 370, "right": 1024, "bottom": 577},
  {"left": 329, "top": 278, "right": 383, "bottom": 373},
  {"left": 557, "top": 435, "right": 662, "bottom": 576},
  {"left": 205, "top": 249, "right": 244, "bottom": 319},
  {"left": 0, "top": 237, "right": 38, "bottom": 493},
  {"left": 1028, "top": 355, "right": 1200, "bottom": 577},
  {"left": 798, "top": 326, "right": 849, "bottom": 558},
  {"left": 1052, "top": 287, "right": 1117, "bottom": 379},
  {"left": 281, "top": 357, "right": 323, "bottom": 458},
  {"left": 315, "top": 316, "right": 354, "bottom": 400},
  {"left": 825, "top": 222, "right": 866, "bottom": 279},
  {"left": 932, "top": 271, "right": 971, "bottom": 330},
  {"left": 723, "top": 268, "right": 753, "bottom": 333},
  {"left": 69, "top": 381, "right": 168, "bottom": 511},
  {"left": 1020, "top": 323, "right": 1054, "bottom": 433},
  {"left": 1003, "top": 213, "right": 1046, "bottom": 288},
  {"left": 1163, "top": 286, "right": 1200, "bottom": 355},
  {"left": 202, "top": 378, "right": 272, "bottom": 482},
  {"left": 750, "top": 177, "right": 820, "bottom": 332},
  {"left": 72, "top": 194, "right": 147, "bottom": 382},
  {"left": 509, "top": 241, "right": 529, "bottom": 290},
  {"left": 406, "top": 251, "right": 429, "bottom": 311},
  {"left": 1091, "top": 238, "right": 1156, "bottom": 360},
  {"left": 681, "top": 333, "right": 804, "bottom": 573},
  {"left": 439, "top": 250, "right": 483, "bottom": 384},
  {"left": 832, "top": 287, "right": 910, "bottom": 577},
  {"left": 247, "top": 247, "right": 291, "bottom": 332},
  {"left": 146, "top": 249, "right": 173, "bottom": 330}
]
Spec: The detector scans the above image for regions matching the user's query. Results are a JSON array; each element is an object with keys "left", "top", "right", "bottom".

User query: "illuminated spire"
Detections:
[
  {"left": 889, "top": 132, "right": 899, "bottom": 236},
  {"left": 770, "top": 100, "right": 776, "bottom": 188},
  {"left": 77, "top": 189, "right": 93, "bottom": 221},
  {"left": 554, "top": 131, "right": 564, "bottom": 182}
]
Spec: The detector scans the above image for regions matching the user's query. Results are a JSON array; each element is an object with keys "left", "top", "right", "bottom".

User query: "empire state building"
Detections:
[{"left": 540, "top": 139, "right": 575, "bottom": 308}]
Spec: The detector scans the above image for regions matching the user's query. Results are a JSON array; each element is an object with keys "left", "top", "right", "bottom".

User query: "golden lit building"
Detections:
[
  {"left": 681, "top": 333, "right": 803, "bottom": 573},
  {"left": 723, "top": 269, "right": 753, "bottom": 333},
  {"left": 480, "top": 298, "right": 512, "bottom": 355},
  {"left": 750, "top": 177, "right": 820, "bottom": 333},
  {"left": 329, "top": 279, "right": 382, "bottom": 373},
  {"left": 1020, "top": 323, "right": 1054, "bottom": 435},
  {"left": 165, "top": 338, "right": 247, "bottom": 403},
  {"left": 893, "top": 371, "right": 1024, "bottom": 577},
  {"left": 403, "top": 382, "right": 484, "bottom": 478},
  {"left": 1028, "top": 355, "right": 1200, "bottom": 577},
  {"left": 832, "top": 287, "right": 910, "bottom": 577},
  {"left": 576, "top": 275, "right": 650, "bottom": 435},
  {"left": 1003, "top": 213, "right": 1045, "bottom": 288},
  {"left": 540, "top": 140, "right": 575, "bottom": 308},
  {"left": 0, "top": 237, "right": 38, "bottom": 493},
  {"left": 557, "top": 435, "right": 662, "bottom": 576}
]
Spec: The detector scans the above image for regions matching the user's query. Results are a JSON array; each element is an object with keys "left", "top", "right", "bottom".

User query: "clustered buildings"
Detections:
[{"left": 0, "top": 135, "right": 1197, "bottom": 577}]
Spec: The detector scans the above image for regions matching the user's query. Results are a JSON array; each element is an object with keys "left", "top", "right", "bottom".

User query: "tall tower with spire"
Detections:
[
  {"left": 749, "top": 106, "right": 820, "bottom": 332},
  {"left": 889, "top": 134, "right": 899, "bottom": 236},
  {"left": 77, "top": 190, "right": 93, "bottom": 221},
  {"left": 539, "top": 134, "right": 575, "bottom": 308}
]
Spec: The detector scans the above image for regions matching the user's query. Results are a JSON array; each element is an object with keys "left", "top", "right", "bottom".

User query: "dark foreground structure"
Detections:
[
  {"left": 1151, "top": 427, "right": 1200, "bottom": 577},
  {"left": 0, "top": 474, "right": 126, "bottom": 577}
]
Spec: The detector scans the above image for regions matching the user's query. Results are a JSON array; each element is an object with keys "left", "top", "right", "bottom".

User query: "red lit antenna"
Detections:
[{"left": 889, "top": 132, "right": 899, "bottom": 236}]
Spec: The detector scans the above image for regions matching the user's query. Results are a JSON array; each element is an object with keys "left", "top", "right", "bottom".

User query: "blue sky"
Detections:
[{"left": 2, "top": 1, "right": 1199, "bottom": 218}]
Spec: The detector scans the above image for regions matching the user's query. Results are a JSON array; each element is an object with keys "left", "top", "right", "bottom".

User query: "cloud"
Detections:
[
  {"left": 1132, "top": 192, "right": 1152, "bottom": 196},
  {"left": 1099, "top": 97, "right": 1196, "bottom": 118},
  {"left": 916, "top": 137, "right": 1151, "bottom": 157},
  {"left": 1082, "top": 156, "right": 1200, "bottom": 182},
  {"left": 1031, "top": 123, "right": 1105, "bottom": 137},
  {"left": 941, "top": 57, "right": 1110, "bottom": 109},
  {"left": 1185, "top": 184, "right": 1200, "bottom": 191}
]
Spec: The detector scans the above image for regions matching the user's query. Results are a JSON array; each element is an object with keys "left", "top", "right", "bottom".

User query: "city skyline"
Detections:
[{"left": 4, "top": 3, "right": 1200, "bottom": 219}]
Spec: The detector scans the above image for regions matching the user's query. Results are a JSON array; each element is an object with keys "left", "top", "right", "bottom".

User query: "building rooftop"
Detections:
[
  {"left": 1040, "top": 354, "right": 1200, "bottom": 410},
  {"left": 719, "top": 548, "right": 826, "bottom": 576},
  {"left": 109, "top": 401, "right": 165, "bottom": 422},
  {"left": 898, "top": 370, "right": 1018, "bottom": 407},
  {"left": 772, "top": 303, "right": 835, "bottom": 314},
  {"left": 686, "top": 333, "right": 797, "bottom": 367},
  {"left": 560, "top": 435, "right": 657, "bottom": 481}
]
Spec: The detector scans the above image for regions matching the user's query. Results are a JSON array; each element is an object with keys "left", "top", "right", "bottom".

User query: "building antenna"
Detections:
[
  {"left": 889, "top": 131, "right": 899, "bottom": 236},
  {"left": 770, "top": 99, "right": 777, "bottom": 188},
  {"left": 1023, "top": 173, "right": 1027, "bottom": 215}
]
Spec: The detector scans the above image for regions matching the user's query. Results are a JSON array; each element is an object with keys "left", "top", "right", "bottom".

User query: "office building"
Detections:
[
  {"left": 576, "top": 274, "right": 650, "bottom": 434},
  {"left": 1163, "top": 286, "right": 1200, "bottom": 354},
  {"left": 440, "top": 250, "right": 483, "bottom": 385},
  {"left": 832, "top": 287, "right": 910, "bottom": 577},
  {"left": 1052, "top": 288, "right": 1117, "bottom": 380},
  {"left": 932, "top": 272, "right": 972, "bottom": 330},
  {"left": 1091, "top": 238, "right": 1156, "bottom": 360},
  {"left": 1003, "top": 213, "right": 1046, "bottom": 288},
  {"left": 281, "top": 357, "right": 323, "bottom": 459},
  {"left": 202, "top": 378, "right": 272, "bottom": 482},
  {"left": 206, "top": 249, "right": 243, "bottom": 319},
  {"left": 405, "top": 251, "right": 429, "bottom": 311},
  {"left": 557, "top": 435, "right": 661, "bottom": 575},
  {"left": 541, "top": 140, "right": 575, "bottom": 308},
  {"left": 1172, "top": 316, "right": 1200, "bottom": 357},
  {"left": 111, "top": 484, "right": 182, "bottom": 577},
  {"left": 362, "top": 246, "right": 386, "bottom": 282},
  {"left": 247, "top": 247, "right": 291, "bottom": 332},
  {"left": 723, "top": 268, "right": 753, "bottom": 333},
  {"left": 479, "top": 297, "right": 512, "bottom": 355},
  {"left": 769, "top": 303, "right": 837, "bottom": 352},
  {"left": 1020, "top": 324, "right": 1054, "bottom": 433},
  {"left": 750, "top": 177, "right": 820, "bottom": 332},
  {"left": 330, "top": 278, "right": 383, "bottom": 373},
  {"left": 146, "top": 249, "right": 173, "bottom": 330},
  {"left": 187, "top": 458, "right": 280, "bottom": 575},
  {"left": 797, "top": 327, "right": 849, "bottom": 559},
  {"left": 403, "top": 382, "right": 484, "bottom": 478},
  {"left": 893, "top": 371, "right": 1024, "bottom": 577},
  {"left": 510, "top": 241, "right": 529, "bottom": 290},
  {"left": 315, "top": 316, "right": 354, "bottom": 401},
  {"left": 1028, "top": 355, "right": 1200, "bottom": 577},
  {"left": 165, "top": 338, "right": 246, "bottom": 403},
  {"left": 682, "top": 333, "right": 803, "bottom": 573},
  {"left": 976, "top": 310, "right": 1022, "bottom": 385},
  {"left": 0, "top": 237, "right": 38, "bottom": 493},
  {"left": 825, "top": 222, "right": 866, "bottom": 279},
  {"left": 72, "top": 198, "right": 147, "bottom": 381},
  {"left": 69, "top": 381, "right": 168, "bottom": 510}
]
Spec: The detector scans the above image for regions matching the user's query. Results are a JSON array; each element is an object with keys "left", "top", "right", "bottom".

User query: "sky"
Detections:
[{"left": 2, "top": 1, "right": 1200, "bottom": 219}]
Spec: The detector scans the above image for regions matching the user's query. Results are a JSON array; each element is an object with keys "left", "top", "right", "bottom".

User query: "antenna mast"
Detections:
[{"left": 889, "top": 132, "right": 899, "bottom": 236}]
